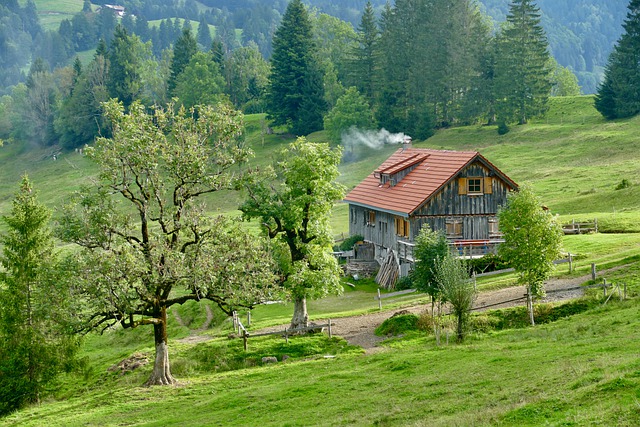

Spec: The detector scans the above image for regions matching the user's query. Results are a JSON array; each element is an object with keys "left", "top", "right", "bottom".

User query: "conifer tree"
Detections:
[
  {"left": 494, "top": 0, "right": 552, "bottom": 128},
  {"left": 595, "top": 0, "right": 640, "bottom": 120},
  {"left": 266, "top": 0, "right": 325, "bottom": 135},
  {"left": 348, "top": 1, "right": 379, "bottom": 106},
  {"left": 0, "top": 176, "right": 77, "bottom": 415},
  {"left": 106, "top": 25, "right": 141, "bottom": 107},
  {"left": 196, "top": 15, "right": 212, "bottom": 50},
  {"left": 168, "top": 28, "right": 198, "bottom": 96}
]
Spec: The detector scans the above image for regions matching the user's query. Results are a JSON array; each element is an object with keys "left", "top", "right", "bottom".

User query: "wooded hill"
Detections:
[{"left": 4, "top": 0, "right": 629, "bottom": 94}]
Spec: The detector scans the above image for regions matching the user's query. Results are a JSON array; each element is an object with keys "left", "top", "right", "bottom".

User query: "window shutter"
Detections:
[
  {"left": 458, "top": 178, "right": 467, "bottom": 195},
  {"left": 484, "top": 177, "right": 493, "bottom": 194}
]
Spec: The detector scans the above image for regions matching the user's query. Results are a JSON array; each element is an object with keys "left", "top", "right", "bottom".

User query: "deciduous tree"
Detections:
[
  {"left": 498, "top": 184, "right": 563, "bottom": 325},
  {"left": 435, "top": 255, "right": 474, "bottom": 342},
  {"left": 58, "top": 100, "right": 275, "bottom": 386},
  {"left": 323, "top": 86, "right": 375, "bottom": 146},
  {"left": 241, "top": 138, "right": 345, "bottom": 330}
]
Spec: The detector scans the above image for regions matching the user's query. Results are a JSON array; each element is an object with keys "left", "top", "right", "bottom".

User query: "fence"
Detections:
[
  {"left": 231, "top": 311, "right": 333, "bottom": 351},
  {"left": 374, "top": 288, "right": 417, "bottom": 310},
  {"left": 563, "top": 219, "right": 598, "bottom": 235}
]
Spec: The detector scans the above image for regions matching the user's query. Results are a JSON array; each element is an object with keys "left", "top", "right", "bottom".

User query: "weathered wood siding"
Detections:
[
  {"left": 349, "top": 205, "right": 407, "bottom": 252},
  {"left": 412, "top": 162, "right": 510, "bottom": 240},
  {"left": 348, "top": 161, "right": 512, "bottom": 262}
]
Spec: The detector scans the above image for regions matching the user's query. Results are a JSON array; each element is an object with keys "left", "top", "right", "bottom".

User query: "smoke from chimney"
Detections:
[{"left": 341, "top": 127, "right": 410, "bottom": 163}]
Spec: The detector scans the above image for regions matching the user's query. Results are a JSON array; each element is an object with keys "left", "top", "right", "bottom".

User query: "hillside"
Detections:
[{"left": 2, "top": 96, "right": 640, "bottom": 425}]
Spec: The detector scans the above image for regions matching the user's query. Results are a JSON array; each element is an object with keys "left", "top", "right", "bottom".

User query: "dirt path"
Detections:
[
  {"left": 173, "top": 268, "right": 619, "bottom": 351},
  {"left": 289, "top": 269, "right": 617, "bottom": 353}
]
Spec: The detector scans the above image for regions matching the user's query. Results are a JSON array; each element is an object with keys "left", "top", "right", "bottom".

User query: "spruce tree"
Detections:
[
  {"left": 266, "top": 0, "right": 325, "bottom": 135},
  {"left": 196, "top": 15, "right": 212, "bottom": 50},
  {"left": 106, "top": 25, "right": 141, "bottom": 107},
  {"left": 595, "top": 0, "right": 640, "bottom": 120},
  {"left": 348, "top": 1, "right": 379, "bottom": 106},
  {"left": 168, "top": 28, "right": 198, "bottom": 96},
  {"left": 494, "top": 0, "right": 552, "bottom": 127},
  {"left": 0, "top": 176, "right": 77, "bottom": 415}
]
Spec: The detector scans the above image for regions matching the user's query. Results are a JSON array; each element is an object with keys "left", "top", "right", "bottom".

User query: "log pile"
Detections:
[{"left": 376, "top": 250, "right": 399, "bottom": 290}]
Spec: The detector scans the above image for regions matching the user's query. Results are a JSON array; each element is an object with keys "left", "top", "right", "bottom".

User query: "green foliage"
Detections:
[
  {"left": 495, "top": 0, "right": 552, "bottom": 126},
  {"left": 337, "top": 234, "right": 363, "bottom": 252},
  {"left": 241, "top": 137, "right": 345, "bottom": 328},
  {"left": 0, "top": 175, "right": 77, "bottom": 415},
  {"left": 106, "top": 25, "right": 143, "bottom": 107},
  {"left": 468, "top": 253, "right": 511, "bottom": 275},
  {"left": 498, "top": 184, "right": 564, "bottom": 298},
  {"left": 411, "top": 224, "right": 449, "bottom": 301},
  {"left": 616, "top": 179, "right": 631, "bottom": 190},
  {"left": 550, "top": 59, "right": 582, "bottom": 96},
  {"left": 595, "top": 0, "right": 640, "bottom": 120},
  {"left": 323, "top": 87, "right": 376, "bottom": 145},
  {"left": 168, "top": 28, "right": 198, "bottom": 97},
  {"left": 375, "top": 313, "right": 419, "bottom": 336},
  {"left": 435, "top": 255, "right": 474, "bottom": 342},
  {"left": 173, "top": 51, "right": 226, "bottom": 109},
  {"left": 58, "top": 99, "right": 274, "bottom": 385}
]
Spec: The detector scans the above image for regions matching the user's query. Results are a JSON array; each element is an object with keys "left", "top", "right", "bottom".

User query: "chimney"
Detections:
[{"left": 402, "top": 136, "right": 412, "bottom": 151}]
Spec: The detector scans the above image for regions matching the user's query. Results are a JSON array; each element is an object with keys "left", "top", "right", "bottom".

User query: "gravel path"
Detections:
[
  {"left": 290, "top": 270, "right": 612, "bottom": 353},
  {"left": 175, "top": 268, "right": 619, "bottom": 352}
]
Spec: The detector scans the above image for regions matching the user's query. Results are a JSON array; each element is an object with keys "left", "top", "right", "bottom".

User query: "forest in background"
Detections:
[{"left": 1, "top": 0, "right": 627, "bottom": 94}]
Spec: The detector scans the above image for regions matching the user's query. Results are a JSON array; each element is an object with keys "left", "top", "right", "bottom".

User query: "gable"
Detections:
[{"left": 344, "top": 148, "right": 517, "bottom": 216}]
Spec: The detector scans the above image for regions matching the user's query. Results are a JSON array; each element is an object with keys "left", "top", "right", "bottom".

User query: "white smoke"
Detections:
[{"left": 341, "top": 127, "right": 410, "bottom": 162}]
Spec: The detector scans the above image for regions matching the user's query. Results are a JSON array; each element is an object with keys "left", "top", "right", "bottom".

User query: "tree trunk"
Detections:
[
  {"left": 144, "top": 307, "right": 176, "bottom": 386},
  {"left": 457, "top": 312, "right": 464, "bottom": 342},
  {"left": 289, "top": 296, "right": 309, "bottom": 331},
  {"left": 527, "top": 286, "right": 535, "bottom": 326}
]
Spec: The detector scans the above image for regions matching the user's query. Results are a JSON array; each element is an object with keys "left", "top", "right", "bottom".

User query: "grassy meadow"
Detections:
[
  {"left": 25, "top": 0, "right": 85, "bottom": 31},
  {"left": 2, "top": 96, "right": 640, "bottom": 425}
]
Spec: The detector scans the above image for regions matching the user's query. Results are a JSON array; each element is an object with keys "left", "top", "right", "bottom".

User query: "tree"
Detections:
[
  {"left": 196, "top": 15, "right": 212, "bottom": 50},
  {"left": 411, "top": 224, "right": 450, "bottom": 313},
  {"left": 107, "top": 25, "right": 142, "bottom": 107},
  {"left": 323, "top": 87, "right": 375, "bottom": 146},
  {"left": 550, "top": 60, "right": 581, "bottom": 96},
  {"left": 224, "top": 42, "right": 270, "bottom": 111},
  {"left": 435, "top": 255, "right": 474, "bottom": 342},
  {"left": 241, "top": 138, "right": 345, "bottom": 330},
  {"left": 595, "top": 0, "right": 640, "bottom": 119},
  {"left": 173, "top": 51, "right": 226, "bottom": 109},
  {"left": 494, "top": 0, "right": 552, "bottom": 128},
  {"left": 58, "top": 100, "right": 275, "bottom": 386},
  {"left": 0, "top": 175, "right": 77, "bottom": 415},
  {"left": 266, "top": 0, "right": 326, "bottom": 135},
  {"left": 498, "top": 184, "right": 563, "bottom": 325},
  {"left": 168, "top": 28, "right": 198, "bottom": 96},
  {"left": 348, "top": 1, "right": 379, "bottom": 106}
]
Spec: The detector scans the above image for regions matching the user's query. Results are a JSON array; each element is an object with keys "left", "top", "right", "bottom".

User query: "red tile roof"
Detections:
[{"left": 344, "top": 148, "right": 515, "bottom": 216}]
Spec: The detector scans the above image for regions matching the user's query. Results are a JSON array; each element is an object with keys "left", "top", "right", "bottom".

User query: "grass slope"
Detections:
[
  {"left": 3, "top": 96, "right": 640, "bottom": 425},
  {"left": 26, "top": 0, "right": 85, "bottom": 31}
]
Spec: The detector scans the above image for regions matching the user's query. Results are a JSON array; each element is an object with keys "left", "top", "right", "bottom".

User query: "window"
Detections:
[
  {"left": 489, "top": 217, "right": 500, "bottom": 237},
  {"left": 367, "top": 211, "right": 376, "bottom": 226},
  {"left": 467, "top": 178, "right": 483, "bottom": 194},
  {"left": 446, "top": 218, "right": 463, "bottom": 238},
  {"left": 394, "top": 217, "right": 410, "bottom": 238}
]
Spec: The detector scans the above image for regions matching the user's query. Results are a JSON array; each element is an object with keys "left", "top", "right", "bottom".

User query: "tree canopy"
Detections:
[
  {"left": 241, "top": 138, "right": 345, "bottom": 330},
  {"left": 58, "top": 99, "right": 275, "bottom": 385}
]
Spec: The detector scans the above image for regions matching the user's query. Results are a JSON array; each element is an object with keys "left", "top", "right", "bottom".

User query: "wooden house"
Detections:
[{"left": 344, "top": 147, "right": 518, "bottom": 283}]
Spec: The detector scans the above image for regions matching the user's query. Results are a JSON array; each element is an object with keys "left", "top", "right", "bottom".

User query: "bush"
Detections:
[
  {"left": 375, "top": 313, "right": 419, "bottom": 336},
  {"left": 615, "top": 179, "right": 631, "bottom": 190},
  {"left": 468, "top": 253, "right": 511, "bottom": 275},
  {"left": 395, "top": 275, "right": 413, "bottom": 291},
  {"left": 336, "top": 234, "right": 363, "bottom": 252}
]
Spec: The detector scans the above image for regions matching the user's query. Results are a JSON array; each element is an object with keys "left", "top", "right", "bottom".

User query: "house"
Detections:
[{"left": 344, "top": 145, "right": 518, "bottom": 284}]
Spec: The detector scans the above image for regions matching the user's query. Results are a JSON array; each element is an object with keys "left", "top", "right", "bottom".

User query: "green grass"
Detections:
[
  {"left": 4, "top": 296, "right": 640, "bottom": 426},
  {"left": 27, "top": 0, "right": 85, "bottom": 31}
]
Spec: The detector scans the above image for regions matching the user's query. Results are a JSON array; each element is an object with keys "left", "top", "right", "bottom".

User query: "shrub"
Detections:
[
  {"left": 375, "top": 313, "right": 419, "bottom": 336},
  {"left": 395, "top": 275, "right": 414, "bottom": 291},
  {"left": 336, "top": 234, "right": 364, "bottom": 252},
  {"left": 468, "top": 253, "right": 511, "bottom": 275},
  {"left": 615, "top": 179, "right": 631, "bottom": 190}
]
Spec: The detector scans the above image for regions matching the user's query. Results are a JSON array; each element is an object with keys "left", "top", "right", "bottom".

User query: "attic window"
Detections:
[
  {"left": 374, "top": 153, "right": 429, "bottom": 187},
  {"left": 468, "top": 178, "right": 482, "bottom": 194}
]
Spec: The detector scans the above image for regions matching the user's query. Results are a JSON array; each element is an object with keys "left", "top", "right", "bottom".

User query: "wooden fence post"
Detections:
[
  {"left": 243, "top": 331, "right": 248, "bottom": 351},
  {"left": 603, "top": 278, "right": 607, "bottom": 298},
  {"left": 328, "top": 319, "right": 332, "bottom": 338},
  {"left": 232, "top": 311, "right": 238, "bottom": 332},
  {"left": 591, "top": 263, "right": 597, "bottom": 281},
  {"left": 247, "top": 311, "right": 251, "bottom": 327},
  {"left": 568, "top": 253, "right": 573, "bottom": 273},
  {"left": 377, "top": 289, "right": 382, "bottom": 310}
]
